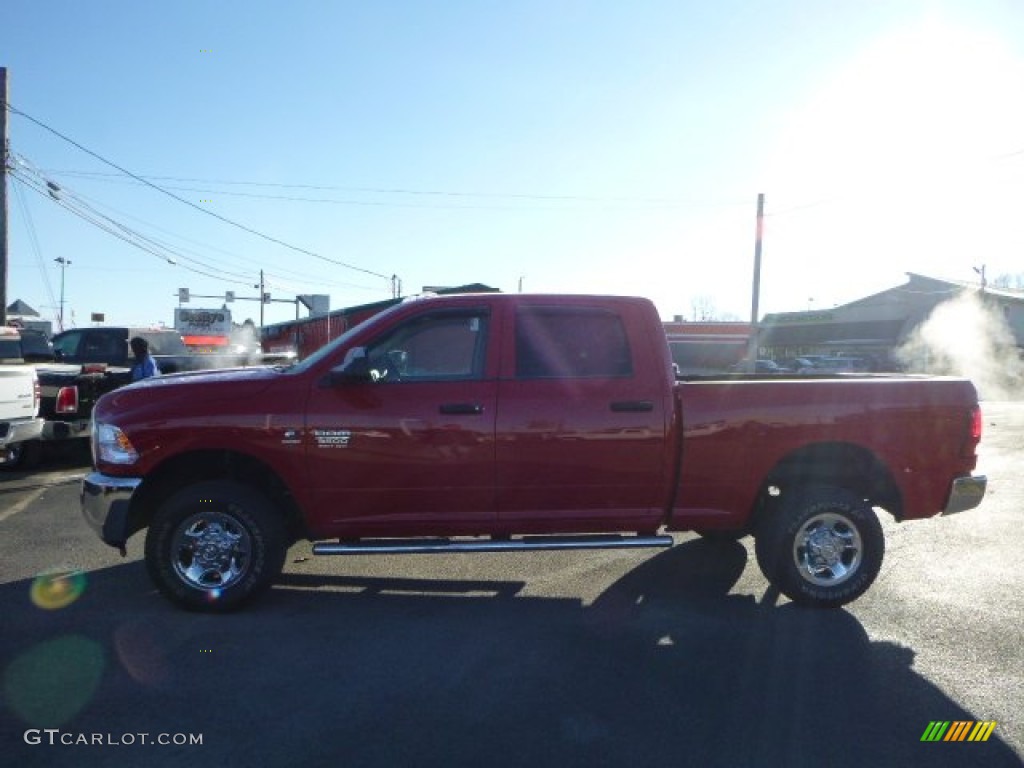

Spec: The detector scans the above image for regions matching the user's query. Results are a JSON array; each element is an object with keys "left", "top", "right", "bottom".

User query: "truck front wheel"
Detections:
[
  {"left": 145, "top": 481, "right": 287, "bottom": 612},
  {"left": 754, "top": 486, "right": 883, "bottom": 608}
]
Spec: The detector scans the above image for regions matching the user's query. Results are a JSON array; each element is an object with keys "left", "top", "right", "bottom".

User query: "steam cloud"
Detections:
[
  {"left": 896, "top": 292, "right": 1023, "bottom": 400},
  {"left": 231, "top": 322, "right": 260, "bottom": 357}
]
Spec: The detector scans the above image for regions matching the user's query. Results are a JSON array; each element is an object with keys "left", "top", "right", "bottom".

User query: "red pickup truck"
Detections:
[{"left": 81, "top": 293, "right": 986, "bottom": 612}]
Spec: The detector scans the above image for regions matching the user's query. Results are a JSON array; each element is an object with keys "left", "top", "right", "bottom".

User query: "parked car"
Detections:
[
  {"left": 730, "top": 359, "right": 784, "bottom": 373},
  {"left": 813, "top": 357, "right": 870, "bottom": 374},
  {"left": 778, "top": 357, "right": 817, "bottom": 372}
]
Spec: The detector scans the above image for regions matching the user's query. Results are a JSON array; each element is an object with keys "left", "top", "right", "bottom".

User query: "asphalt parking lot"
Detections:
[{"left": 0, "top": 404, "right": 1021, "bottom": 767}]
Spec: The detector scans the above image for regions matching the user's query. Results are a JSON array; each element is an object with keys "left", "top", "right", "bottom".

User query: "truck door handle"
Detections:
[
  {"left": 440, "top": 403, "right": 484, "bottom": 415},
  {"left": 610, "top": 400, "right": 654, "bottom": 413}
]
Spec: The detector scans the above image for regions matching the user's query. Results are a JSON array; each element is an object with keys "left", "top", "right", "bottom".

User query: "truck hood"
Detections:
[{"left": 98, "top": 366, "right": 283, "bottom": 415}]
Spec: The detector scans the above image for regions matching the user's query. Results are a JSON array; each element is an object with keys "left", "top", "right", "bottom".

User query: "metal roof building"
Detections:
[{"left": 759, "top": 273, "right": 1024, "bottom": 369}]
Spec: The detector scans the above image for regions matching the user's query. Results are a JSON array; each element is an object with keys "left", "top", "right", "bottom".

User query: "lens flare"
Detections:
[
  {"left": 30, "top": 571, "right": 87, "bottom": 610},
  {"left": 3, "top": 635, "right": 104, "bottom": 726},
  {"left": 114, "top": 622, "right": 169, "bottom": 686}
]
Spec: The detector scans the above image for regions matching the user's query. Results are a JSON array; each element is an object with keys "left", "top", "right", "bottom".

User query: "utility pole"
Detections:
[
  {"left": 747, "top": 193, "right": 765, "bottom": 372},
  {"left": 1, "top": 67, "right": 9, "bottom": 326},
  {"left": 258, "top": 269, "right": 265, "bottom": 328}
]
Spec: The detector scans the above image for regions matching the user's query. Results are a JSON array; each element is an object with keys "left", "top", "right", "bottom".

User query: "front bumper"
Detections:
[
  {"left": 943, "top": 475, "right": 987, "bottom": 515},
  {"left": 81, "top": 471, "right": 142, "bottom": 549},
  {"left": 0, "top": 417, "right": 45, "bottom": 448}
]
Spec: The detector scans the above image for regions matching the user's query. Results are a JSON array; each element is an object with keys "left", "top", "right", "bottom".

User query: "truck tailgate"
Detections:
[{"left": 0, "top": 368, "right": 36, "bottom": 418}]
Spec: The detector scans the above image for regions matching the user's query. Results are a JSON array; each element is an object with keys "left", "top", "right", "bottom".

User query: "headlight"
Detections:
[{"left": 95, "top": 423, "right": 140, "bottom": 465}]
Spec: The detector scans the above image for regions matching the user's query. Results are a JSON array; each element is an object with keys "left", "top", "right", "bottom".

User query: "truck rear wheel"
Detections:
[
  {"left": 145, "top": 480, "right": 287, "bottom": 612},
  {"left": 754, "top": 485, "right": 883, "bottom": 608},
  {"left": 0, "top": 439, "right": 42, "bottom": 471}
]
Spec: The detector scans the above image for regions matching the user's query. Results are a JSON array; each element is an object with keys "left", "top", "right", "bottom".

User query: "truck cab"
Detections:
[{"left": 51, "top": 326, "right": 191, "bottom": 371}]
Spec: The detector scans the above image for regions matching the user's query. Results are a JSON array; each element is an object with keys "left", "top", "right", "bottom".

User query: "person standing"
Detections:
[{"left": 129, "top": 336, "right": 161, "bottom": 381}]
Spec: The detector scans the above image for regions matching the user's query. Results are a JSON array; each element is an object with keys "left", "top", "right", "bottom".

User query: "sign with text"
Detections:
[{"left": 174, "top": 308, "right": 232, "bottom": 336}]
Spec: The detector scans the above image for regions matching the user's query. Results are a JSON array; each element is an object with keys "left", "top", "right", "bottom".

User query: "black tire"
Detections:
[
  {"left": 0, "top": 439, "right": 43, "bottom": 471},
  {"left": 145, "top": 480, "right": 287, "bottom": 612},
  {"left": 754, "top": 485, "right": 883, "bottom": 608}
]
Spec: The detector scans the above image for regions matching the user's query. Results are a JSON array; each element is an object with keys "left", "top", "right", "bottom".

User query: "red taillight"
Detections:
[
  {"left": 56, "top": 385, "right": 79, "bottom": 414},
  {"left": 33, "top": 380, "right": 41, "bottom": 412},
  {"left": 961, "top": 404, "right": 983, "bottom": 459},
  {"left": 971, "top": 404, "right": 983, "bottom": 442}
]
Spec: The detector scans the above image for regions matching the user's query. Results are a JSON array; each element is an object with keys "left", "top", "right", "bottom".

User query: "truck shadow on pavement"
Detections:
[{"left": 2, "top": 538, "right": 1018, "bottom": 768}]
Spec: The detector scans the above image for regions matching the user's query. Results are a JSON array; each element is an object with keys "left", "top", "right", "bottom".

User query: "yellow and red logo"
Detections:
[{"left": 921, "top": 721, "right": 997, "bottom": 742}]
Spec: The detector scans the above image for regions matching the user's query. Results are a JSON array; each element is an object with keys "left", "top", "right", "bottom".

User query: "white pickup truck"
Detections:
[{"left": 0, "top": 328, "right": 46, "bottom": 468}]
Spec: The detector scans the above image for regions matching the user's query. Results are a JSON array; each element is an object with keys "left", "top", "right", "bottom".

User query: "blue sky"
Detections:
[{"left": 4, "top": 1, "right": 1024, "bottom": 330}]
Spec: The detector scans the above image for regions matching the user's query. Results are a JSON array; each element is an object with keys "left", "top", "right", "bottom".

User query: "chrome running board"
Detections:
[{"left": 312, "top": 533, "right": 673, "bottom": 556}]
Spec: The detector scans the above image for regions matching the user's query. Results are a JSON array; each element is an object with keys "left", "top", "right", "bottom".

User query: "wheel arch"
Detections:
[
  {"left": 129, "top": 450, "right": 306, "bottom": 543},
  {"left": 751, "top": 441, "right": 903, "bottom": 528}
]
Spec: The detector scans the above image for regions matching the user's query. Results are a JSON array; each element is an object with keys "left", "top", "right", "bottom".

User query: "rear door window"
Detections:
[{"left": 515, "top": 307, "right": 633, "bottom": 379}]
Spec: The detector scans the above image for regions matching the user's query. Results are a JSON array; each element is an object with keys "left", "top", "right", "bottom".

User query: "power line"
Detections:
[
  {"left": 10, "top": 170, "right": 254, "bottom": 285},
  {"left": 17, "top": 158, "right": 380, "bottom": 292},
  {"left": 7, "top": 104, "right": 392, "bottom": 279},
  {"left": 12, "top": 154, "right": 385, "bottom": 297},
  {"left": 40, "top": 168, "right": 752, "bottom": 208},
  {"left": 10, "top": 178, "right": 58, "bottom": 314},
  {"left": 38, "top": 174, "right": 253, "bottom": 281},
  {"left": 12, "top": 158, "right": 248, "bottom": 282}
]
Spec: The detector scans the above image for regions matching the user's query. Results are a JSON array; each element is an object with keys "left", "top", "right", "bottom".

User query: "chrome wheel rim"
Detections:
[
  {"left": 792, "top": 512, "right": 863, "bottom": 587},
  {"left": 171, "top": 511, "right": 252, "bottom": 592}
]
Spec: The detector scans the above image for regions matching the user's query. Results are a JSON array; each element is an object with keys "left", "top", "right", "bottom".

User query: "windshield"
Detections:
[{"left": 287, "top": 304, "right": 407, "bottom": 374}]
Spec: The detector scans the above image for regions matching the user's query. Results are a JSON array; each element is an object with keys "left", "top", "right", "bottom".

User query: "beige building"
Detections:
[{"left": 759, "top": 273, "right": 1024, "bottom": 371}]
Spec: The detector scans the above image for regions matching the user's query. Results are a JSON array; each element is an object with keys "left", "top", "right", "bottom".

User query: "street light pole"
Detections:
[{"left": 55, "top": 257, "right": 71, "bottom": 331}]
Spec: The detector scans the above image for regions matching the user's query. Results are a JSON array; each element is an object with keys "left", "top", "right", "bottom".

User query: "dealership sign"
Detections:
[{"left": 174, "top": 308, "right": 232, "bottom": 336}]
